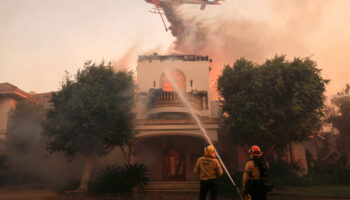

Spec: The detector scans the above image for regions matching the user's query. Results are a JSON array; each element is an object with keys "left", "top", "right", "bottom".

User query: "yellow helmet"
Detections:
[{"left": 204, "top": 145, "right": 215, "bottom": 153}]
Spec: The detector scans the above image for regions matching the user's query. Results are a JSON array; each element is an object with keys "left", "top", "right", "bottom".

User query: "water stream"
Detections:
[{"left": 163, "top": 68, "right": 243, "bottom": 199}]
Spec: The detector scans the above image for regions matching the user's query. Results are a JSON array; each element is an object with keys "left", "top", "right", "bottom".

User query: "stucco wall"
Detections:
[
  {"left": 135, "top": 139, "right": 164, "bottom": 181},
  {"left": 0, "top": 98, "right": 16, "bottom": 140}
]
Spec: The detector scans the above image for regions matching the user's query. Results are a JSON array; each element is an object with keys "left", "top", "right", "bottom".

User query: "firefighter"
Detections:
[
  {"left": 242, "top": 145, "right": 271, "bottom": 200},
  {"left": 194, "top": 145, "right": 223, "bottom": 200}
]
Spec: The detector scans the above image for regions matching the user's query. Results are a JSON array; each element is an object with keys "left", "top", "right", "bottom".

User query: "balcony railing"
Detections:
[{"left": 147, "top": 91, "right": 208, "bottom": 111}]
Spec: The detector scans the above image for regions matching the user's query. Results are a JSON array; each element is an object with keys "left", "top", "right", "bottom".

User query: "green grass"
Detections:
[{"left": 275, "top": 185, "right": 350, "bottom": 198}]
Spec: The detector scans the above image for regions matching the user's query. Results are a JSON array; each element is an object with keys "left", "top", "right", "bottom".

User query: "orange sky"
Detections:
[{"left": 0, "top": 0, "right": 349, "bottom": 99}]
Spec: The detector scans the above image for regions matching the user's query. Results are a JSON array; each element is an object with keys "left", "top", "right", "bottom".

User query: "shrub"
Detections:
[
  {"left": 122, "top": 163, "right": 150, "bottom": 191},
  {"left": 91, "top": 163, "right": 149, "bottom": 194},
  {"left": 268, "top": 160, "right": 304, "bottom": 187},
  {"left": 307, "top": 161, "right": 350, "bottom": 185},
  {"left": 269, "top": 160, "right": 350, "bottom": 187}
]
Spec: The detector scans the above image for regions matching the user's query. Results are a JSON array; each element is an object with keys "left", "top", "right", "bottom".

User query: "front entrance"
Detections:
[
  {"left": 163, "top": 148, "right": 185, "bottom": 181},
  {"left": 135, "top": 135, "right": 207, "bottom": 181}
]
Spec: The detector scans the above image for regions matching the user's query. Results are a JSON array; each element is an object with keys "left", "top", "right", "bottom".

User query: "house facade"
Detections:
[{"left": 132, "top": 53, "right": 219, "bottom": 182}]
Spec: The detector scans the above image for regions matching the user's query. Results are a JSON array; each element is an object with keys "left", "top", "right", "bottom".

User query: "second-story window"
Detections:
[{"left": 160, "top": 69, "right": 186, "bottom": 92}]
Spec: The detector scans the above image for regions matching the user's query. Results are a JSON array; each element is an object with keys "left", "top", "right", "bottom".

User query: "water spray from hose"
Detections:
[{"left": 163, "top": 68, "right": 244, "bottom": 200}]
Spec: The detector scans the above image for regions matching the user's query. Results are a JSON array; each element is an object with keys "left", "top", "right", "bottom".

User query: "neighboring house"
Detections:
[
  {"left": 0, "top": 83, "right": 53, "bottom": 152},
  {"left": 0, "top": 83, "right": 30, "bottom": 152}
]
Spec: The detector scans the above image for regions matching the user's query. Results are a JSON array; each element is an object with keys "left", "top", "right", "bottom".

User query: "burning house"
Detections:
[{"left": 132, "top": 53, "right": 219, "bottom": 184}]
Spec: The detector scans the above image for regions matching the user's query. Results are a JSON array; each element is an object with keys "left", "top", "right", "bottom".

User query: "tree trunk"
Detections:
[
  {"left": 128, "top": 143, "right": 135, "bottom": 164},
  {"left": 77, "top": 156, "right": 95, "bottom": 192}
]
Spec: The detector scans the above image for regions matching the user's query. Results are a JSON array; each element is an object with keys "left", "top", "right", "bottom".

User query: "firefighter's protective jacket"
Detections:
[
  {"left": 194, "top": 156, "right": 223, "bottom": 180},
  {"left": 242, "top": 160, "right": 261, "bottom": 191}
]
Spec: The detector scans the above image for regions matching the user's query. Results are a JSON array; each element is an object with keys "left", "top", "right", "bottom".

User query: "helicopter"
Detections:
[
  {"left": 146, "top": 0, "right": 222, "bottom": 32},
  {"left": 148, "top": 0, "right": 222, "bottom": 10}
]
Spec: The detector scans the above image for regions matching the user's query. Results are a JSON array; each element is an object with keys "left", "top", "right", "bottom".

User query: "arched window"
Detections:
[{"left": 160, "top": 69, "right": 186, "bottom": 92}]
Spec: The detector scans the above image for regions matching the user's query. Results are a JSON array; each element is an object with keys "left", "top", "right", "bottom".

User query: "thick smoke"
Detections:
[
  {"left": 5, "top": 104, "right": 84, "bottom": 188},
  {"left": 154, "top": 0, "right": 350, "bottom": 98}
]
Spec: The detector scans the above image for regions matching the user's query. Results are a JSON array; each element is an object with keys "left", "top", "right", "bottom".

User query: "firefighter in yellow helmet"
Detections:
[
  {"left": 242, "top": 145, "right": 271, "bottom": 200},
  {"left": 194, "top": 145, "right": 223, "bottom": 200}
]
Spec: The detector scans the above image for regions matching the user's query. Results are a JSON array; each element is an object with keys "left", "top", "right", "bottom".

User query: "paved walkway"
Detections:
[{"left": 0, "top": 189, "right": 348, "bottom": 200}]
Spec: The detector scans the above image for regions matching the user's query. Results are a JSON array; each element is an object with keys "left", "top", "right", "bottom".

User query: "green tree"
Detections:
[
  {"left": 329, "top": 84, "right": 350, "bottom": 168},
  {"left": 42, "top": 61, "right": 136, "bottom": 192},
  {"left": 217, "top": 56, "right": 328, "bottom": 154}
]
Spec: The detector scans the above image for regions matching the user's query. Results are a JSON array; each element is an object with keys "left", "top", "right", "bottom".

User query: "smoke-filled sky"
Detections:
[{"left": 0, "top": 0, "right": 349, "bottom": 98}]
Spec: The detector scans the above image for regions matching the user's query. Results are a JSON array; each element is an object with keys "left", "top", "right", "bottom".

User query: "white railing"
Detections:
[{"left": 149, "top": 91, "right": 207, "bottom": 110}]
